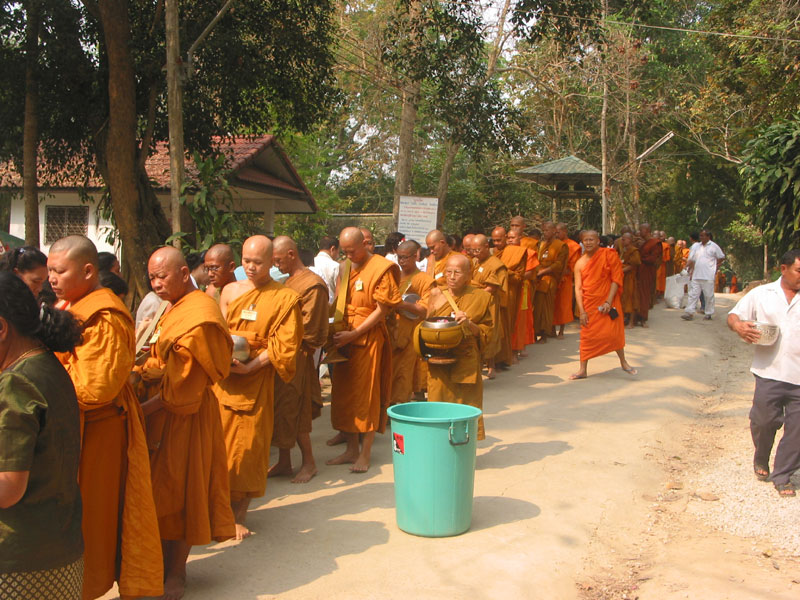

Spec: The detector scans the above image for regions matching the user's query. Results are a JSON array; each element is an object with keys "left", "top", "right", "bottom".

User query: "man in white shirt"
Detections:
[
  {"left": 728, "top": 249, "right": 800, "bottom": 497},
  {"left": 314, "top": 235, "right": 340, "bottom": 303},
  {"left": 682, "top": 229, "right": 725, "bottom": 320}
]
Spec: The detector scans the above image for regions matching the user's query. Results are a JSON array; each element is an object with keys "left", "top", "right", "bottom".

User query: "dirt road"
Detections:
[{"left": 109, "top": 294, "right": 800, "bottom": 599}]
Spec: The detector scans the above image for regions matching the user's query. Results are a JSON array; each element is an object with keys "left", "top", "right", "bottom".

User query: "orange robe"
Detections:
[
  {"left": 674, "top": 247, "right": 689, "bottom": 273},
  {"left": 471, "top": 254, "right": 508, "bottom": 360},
  {"left": 553, "top": 238, "right": 582, "bottom": 326},
  {"left": 391, "top": 269, "right": 433, "bottom": 405},
  {"left": 495, "top": 245, "right": 527, "bottom": 359},
  {"left": 637, "top": 238, "right": 662, "bottom": 320},
  {"left": 656, "top": 241, "right": 670, "bottom": 293},
  {"left": 512, "top": 248, "right": 538, "bottom": 350},
  {"left": 57, "top": 288, "right": 162, "bottom": 599},
  {"left": 619, "top": 246, "right": 641, "bottom": 315},
  {"left": 578, "top": 248, "right": 625, "bottom": 361},
  {"left": 520, "top": 236, "right": 539, "bottom": 251},
  {"left": 534, "top": 238, "right": 566, "bottom": 334},
  {"left": 214, "top": 282, "right": 302, "bottom": 500},
  {"left": 731, "top": 276, "right": 739, "bottom": 293},
  {"left": 142, "top": 290, "right": 235, "bottom": 545},
  {"left": 273, "top": 269, "right": 329, "bottom": 446},
  {"left": 331, "top": 254, "right": 401, "bottom": 433},
  {"left": 425, "top": 285, "right": 493, "bottom": 439},
  {"left": 427, "top": 250, "right": 459, "bottom": 288}
]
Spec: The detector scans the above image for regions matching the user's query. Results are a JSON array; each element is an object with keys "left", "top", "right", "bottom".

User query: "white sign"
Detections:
[{"left": 397, "top": 195, "right": 439, "bottom": 243}]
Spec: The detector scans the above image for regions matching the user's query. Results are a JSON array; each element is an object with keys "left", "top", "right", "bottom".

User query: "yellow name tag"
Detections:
[
  {"left": 149, "top": 329, "right": 160, "bottom": 344},
  {"left": 241, "top": 309, "right": 258, "bottom": 321},
  {"left": 478, "top": 266, "right": 484, "bottom": 273},
  {"left": 355, "top": 279, "right": 364, "bottom": 291},
  {"left": 435, "top": 272, "right": 443, "bottom": 279}
]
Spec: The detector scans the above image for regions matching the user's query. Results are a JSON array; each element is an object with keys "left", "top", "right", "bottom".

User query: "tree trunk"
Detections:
[
  {"left": 435, "top": 141, "right": 459, "bottom": 227},
  {"left": 599, "top": 0, "right": 609, "bottom": 235},
  {"left": 165, "top": 0, "right": 185, "bottom": 244},
  {"left": 97, "top": 0, "right": 167, "bottom": 300},
  {"left": 22, "top": 0, "right": 41, "bottom": 247},
  {"left": 392, "top": 79, "right": 420, "bottom": 228}
]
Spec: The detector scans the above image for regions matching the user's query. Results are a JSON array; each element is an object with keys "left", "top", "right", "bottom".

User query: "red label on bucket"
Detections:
[{"left": 393, "top": 433, "right": 405, "bottom": 454}]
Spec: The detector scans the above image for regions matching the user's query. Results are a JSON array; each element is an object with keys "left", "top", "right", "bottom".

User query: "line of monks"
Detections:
[{"left": 37, "top": 219, "right": 682, "bottom": 600}]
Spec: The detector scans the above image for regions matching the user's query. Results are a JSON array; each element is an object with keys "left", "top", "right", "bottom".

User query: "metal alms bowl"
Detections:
[
  {"left": 399, "top": 292, "right": 421, "bottom": 320},
  {"left": 231, "top": 334, "right": 251, "bottom": 362},
  {"left": 752, "top": 321, "right": 779, "bottom": 346},
  {"left": 419, "top": 316, "right": 463, "bottom": 350}
]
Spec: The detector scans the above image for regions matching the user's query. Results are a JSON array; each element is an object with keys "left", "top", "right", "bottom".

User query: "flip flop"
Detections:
[
  {"left": 754, "top": 465, "right": 770, "bottom": 482},
  {"left": 622, "top": 367, "right": 638, "bottom": 375},
  {"left": 774, "top": 482, "right": 796, "bottom": 497}
]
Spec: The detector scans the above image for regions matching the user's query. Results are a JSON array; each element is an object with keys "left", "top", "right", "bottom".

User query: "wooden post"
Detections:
[{"left": 165, "top": 0, "right": 185, "bottom": 246}]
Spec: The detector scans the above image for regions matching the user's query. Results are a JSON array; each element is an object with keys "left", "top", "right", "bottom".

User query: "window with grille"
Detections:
[{"left": 45, "top": 206, "right": 89, "bottom": 244}]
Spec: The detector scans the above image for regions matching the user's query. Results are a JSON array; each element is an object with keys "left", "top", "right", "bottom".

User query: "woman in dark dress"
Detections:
[{"left": 0, "top": 272, "right": 84, "bottom": 599}]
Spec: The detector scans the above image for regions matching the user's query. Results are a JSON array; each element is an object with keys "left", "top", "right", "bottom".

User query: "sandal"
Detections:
[
  {"left": 754, "top": 464, "right": 770, "bottom": 482},
  {"left": 774, "top": 482, "right": 796, "bottom": 497}
]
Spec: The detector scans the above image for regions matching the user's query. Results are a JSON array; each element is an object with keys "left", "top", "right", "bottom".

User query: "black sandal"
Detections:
[
  {"left": 754, "top": 464, "right": 770, "bottom": 482},
  {"left": 774, "top": 482, "right": 796, "bottom": 497}
]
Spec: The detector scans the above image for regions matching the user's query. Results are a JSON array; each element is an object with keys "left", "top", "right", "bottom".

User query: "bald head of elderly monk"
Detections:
[
  {"left": 491, "top": 227, "right": 507, "bottom": 252},
  {"left": 47, "top": 235, "right": 101, "bottom": 304},
  {"left": 148, "top": 246, "right": 196, "bottom": 304},
  {"left": 340, "top": 227, "right": 370, "bottom": 266},
  {"left": 426, "top": 230, "right": 451, "bottom": 262},
  {"left": 204, "top": 244, "right": 237, "bottom": 289},
  {"left": 444, "top": 253, "right": 473, "bottom": 294}
]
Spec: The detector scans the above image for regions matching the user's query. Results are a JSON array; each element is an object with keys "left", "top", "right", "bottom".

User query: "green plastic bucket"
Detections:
[{"left": 387, "top": 401, "right": 482, "bottom": 537}]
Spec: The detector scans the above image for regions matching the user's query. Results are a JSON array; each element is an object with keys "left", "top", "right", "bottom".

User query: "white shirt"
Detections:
[
  {"left": 688, "top": 240, "right": 724, "bottom": 280},
  {"left": 314, "top": 251, "right": 340, "bottom": 302},
  {"left": 385, "top": 252, "right": 398, "bottom": 264},
  {"left": 728, "top": 278, "right": 800, "bottom": 385}
]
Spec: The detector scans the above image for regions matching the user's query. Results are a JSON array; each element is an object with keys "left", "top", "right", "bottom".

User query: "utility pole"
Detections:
[{"left": 165, "top": 0, "right": 185, "bottom": 246}]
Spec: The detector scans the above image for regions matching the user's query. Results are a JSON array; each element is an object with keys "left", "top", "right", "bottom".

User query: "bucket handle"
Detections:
[{"left": 448, "top": 421, "right": 470, "bottom": 446}]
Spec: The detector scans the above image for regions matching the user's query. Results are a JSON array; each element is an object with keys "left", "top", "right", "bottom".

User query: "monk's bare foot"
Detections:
[
  {"left": 569, "top": 371, "right": 587, "bottom": 380},
  {"left": 538, "top": 336, "right": 547, "bottom": 344},
  {"left": 268, "top": 461, "right": 294, "bottom": 478},
  {"left": 291, "top": 464, "right": 318, "bottom": 483},
  {"left": 641, "top": 321, "right": 649, "bottom": 328},
  {"left": 163, "top": 574, "right": 186, "bottom": 600},
  {"left": 326, "top": 431, "right": 346, "bottom": 446},
  {"left": 326, "top": 450, "right": 358, "bottom": 465},
  {"left": 556, "top": 332, "right": 564, "bottom": 339},
  {"left": 486, "top": 367, "right": 496, "bottom": 380},
  {"left": 519, "top": 350, "right": 528, "bottom": 358},
  {"left": 235, "top": 523, "right": 253, "bottom": 540},
  {"left": 350, "top": 457, "right": 370, "bottom": 473},
  {"left": 621, "top": 365, "right": 637, "bottom": 376}
]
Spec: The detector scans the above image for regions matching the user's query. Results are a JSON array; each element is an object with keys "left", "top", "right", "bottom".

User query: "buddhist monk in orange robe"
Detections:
[
  {"left": 730, "top": 274, "right": 739, "bottom": 293},
  {"left": 534, "top": 221, "right": 567, "bottom": 343},
  {"left": 329, "top": 227, "right": 401, "bottom": 472},
  {"left": 140, "top": 246, "right": 235, "bottom": 600},
  {"left": 553, "top": 223, "right": 582, "bottom": 338},
  {"left": 269, "top": 236, "right": 329, "bottom": 484},
  {"left": 390, "top": 240, "right": 434, "bottom": 404},
  {"left": 655, "top": 231, "right": 668, "bottom": 297},
  {"left": 673, "top": 240, "right": 689, "bottom": 273},
  {"left": 618, "top": 232, "right": 641, "bottom": 328},
  {"left": 492, "top": 226, "right": 528, "bottom": 362},
  {"left": 424, "top": 253, "right": 493, "bottom": 439},
  {"left": 570, "top": 231, "right": 637, "bottom": 380},
  {"left": 48, "top": 236, "right": 163, "bottom": 600},
  {"left": 204, "top": 243, "right": 237, "bottom": 302},
  {"left": 665, "top": 237, "right": 676, "bottom": 277},
  {"left": 636, "top": 224, "right": 662, "bottom": 327},
  {"left": 468, "top": 234, "right": 507, "bottom": 377},
  {"left": 214, "top": 236, "right": 303, "bottom": 538},
  {"left": 507, "top": 229, "right": 537, "bottom": 355},
  {"left": 426, "top": 229, "right": 460, "bottom": 288}
]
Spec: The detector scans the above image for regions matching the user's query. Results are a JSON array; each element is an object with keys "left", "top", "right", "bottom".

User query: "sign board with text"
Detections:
[{"left": 397, "top": 195, "right": 438, "bottom": 243}]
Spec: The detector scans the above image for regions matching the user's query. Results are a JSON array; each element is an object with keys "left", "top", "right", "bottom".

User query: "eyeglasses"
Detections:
[{"left": 204, "top": 265, "right": 221, "bottom": 273}]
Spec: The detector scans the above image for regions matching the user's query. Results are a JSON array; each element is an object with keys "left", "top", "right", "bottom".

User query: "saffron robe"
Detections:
[
  {"left": 578, "top": 248, "right": 625, "bottom": 361},
  {"left": 331, "top": 254, "right": 401, "bottom": 433},
  {"left": 142, "top": 290, "right": 235, "bottom": 545},
  {"left": 656, "top": 241, "right": 671, "bottom": 293},
  {"left": 553, "top": 238, "right": 582, "bottom": 326},
  {"left": 495, "top": 245, "right": 527, "bottom": 359},
  {"left": 534, "top": 238, "right": 567, "bottom": 334},
  {"left": 637, "top": 238, "right": 662, "bottom": 321},
  {"left": 427, "top": 250, "right": 459, "bottom": 288},
  {"left": 674, "top": 247, "right": 689, "bottom": 273},
  {"left": 512, "top": 248, "right": 538, "bottom": 350},
  {"left": 214, "top": 281, "right": 302, "bottom": 500},
  {"left": 425, "top": 285, "right": 493, "bottom": 440},
  {"left": 391, "top": 270, "right": 433, "bottom": 405},
  {"left": 57, "top": 288, "right": 163, "bottom": 599},
  {"left": 520, "top": 236, "right": 539, "bottom": 251},
  {"left": 619, "top": 246, "right": 642, "bottom": 314},
  {"left": 471, "top": 254, "right": 508, "bottom": 360},
  {"left": 273, "top": 270, "right": 329, "bottom": 447}
]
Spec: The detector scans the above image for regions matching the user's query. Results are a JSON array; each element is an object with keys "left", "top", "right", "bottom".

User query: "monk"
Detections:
[
  {"left": 613, "top": 226, "right": 634, "bottom": 254},
  {"left": 553, "top": 223, "right": 582, "bottom": 338},
  {"left": 492, "top": 226, "right": 527, "bottom": 362},
  {"left": 468, "top": 234, "right": 508, "bottom": 377},
  {"left": 570, "top": 231, "right": 637, "bottom": 379},
  {"left": 425, "top": 253, "right": 493, "bottom": 439},
  {"left": 730, "top": 274, "right": 739, "bottom": 293},
  {"left": 360, "top": 227, "right": 376, "bottom": 253},
  {"left": 270, "top": 236, "right": 329, "bottom": 483},
  {"left": 214, "top": 236, "right": 302, "bottom": 536},
  {"left": 329, "top": 227, "right": 401, "bottom": 472},
  {"left": 140, "top": 247, "right": 235, "bottom": 599},
  {"left": 534, "top": 222, "right": 567, "bottom": 343},
  {"left": 655, "top": 231, "right": 668, "bottom": 299},
  {"left": 462, "top": 233, "right": 475, "bottom": 256},
  {"left": 674, "top": 239, "right": 689, "bottom": 273},
  {"left": 47, "top": 236, "right": 163, "bottom": 600},
  {"left": 204, "top": 243, "right": 237, "bottom": 301},
  {"left": 665, "top": 237, "right": 676, "bottom": 277},
  {"left": 390, "top": 240, "right": 434, "bottom": 404},
  {"left": 510, "top": 215, "right": 538, "bottom": 252},
  {"left": 618, "top": 232, "right": 641, "bottom": 327},
  {"left": 426, "top": 229, "right": 459, "bottom": 288},
  {"left": 507, "top": 229, "right": 537, "bottom": 356},
  {"left": 636, "top": 223, "right": 662, "bottom": 327}
]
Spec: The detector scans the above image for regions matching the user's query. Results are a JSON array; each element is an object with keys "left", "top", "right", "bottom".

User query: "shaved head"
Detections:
[
  {"left": 240, "top": 236, "right": 273, "bottom": 285},
  {"left": 359, "top": 227, "right": 375, "bottom": 251},
  {"left": 49, "top": 235, "right": 99, "bottom": 268},
  {"left": 443, "top": 253, "right": 473, "bottom": 293},
  {"left": 426, "top": 230, "right": 446, "bottom": 244},
  {"left": 272, "top": 235, "right": 304, "bottom": 276},
  {"left": 206, "top": 243, "right": 234, "bottom": 263},
  {"left": 492, "top": 226, "right": 507, "bottom": 237},
  {"left": 491, "top": 227, "right": 507, "bottom": 252},
  {"left": 148, "top": 246, "right": 193, "bottom": 303},
  {"left": 47, "top": 235, "right": 101, "bottom": 303},
  {"left": 473, "top": 234, "right": 488, "bottom": 247},
  {"left": 272, "top": 235, "right": 297, "bottom": 254},
  {"left": 150, "top": 245, "right": 187, "bottom": 269},
  {"left": 397, "top": 240, "right": 420, "bottom": 254},
  {"left": 426, "top": 229, "right": 450, "bottom": 261},
  {"left": 341, "top": 227, "right": 364, "bottom": 245},
  {"left": 340, "top": 226, "right": 368, "bottom": 265}
]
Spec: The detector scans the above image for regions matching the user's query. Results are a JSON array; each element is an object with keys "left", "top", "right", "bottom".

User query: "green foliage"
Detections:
[{"left": 739, "top": 114, "right": 800, "bottom": 256}]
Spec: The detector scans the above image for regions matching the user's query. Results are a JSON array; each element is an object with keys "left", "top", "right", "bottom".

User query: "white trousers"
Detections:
[{"left": 685, "top": 279, "right": 715, "bottom": 315}]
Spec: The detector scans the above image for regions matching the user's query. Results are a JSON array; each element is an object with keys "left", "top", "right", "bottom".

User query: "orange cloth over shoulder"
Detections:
[
  {"left": 512, "top": 248, "right": 538, "bottom": 350},
  {"left": 57, "top": 288, "right": 163, "bottom": 600},
  {"left": 577, "top": 248, "right": 625, "bottom": 361},
  {"left": 142, "top": 290, "right": 235, "bottom": 546},
  {"left": 427, "top": 250, "right": 459, "bottom": 288},
  {"left": 471, "top": 254, "right": 507, "bottom": 360},
  {"left": 391, "top": 269, "right": 434, "bottom": 405},
  {"left": 553, "top": 238, "right": 581, "bottom": 326}
]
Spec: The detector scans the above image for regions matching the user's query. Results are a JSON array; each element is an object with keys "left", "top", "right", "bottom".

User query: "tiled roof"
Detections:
[{"left": 517, "top": 155, "right": 602, "bottom": 176}]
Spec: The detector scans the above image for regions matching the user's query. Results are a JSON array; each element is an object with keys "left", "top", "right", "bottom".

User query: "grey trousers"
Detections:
[{"left": 750, "top": 375, "right": 800, "bottom": 485}]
